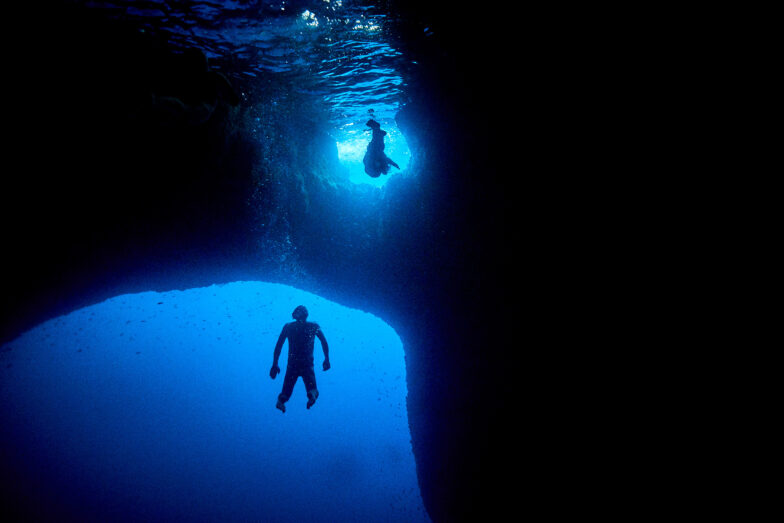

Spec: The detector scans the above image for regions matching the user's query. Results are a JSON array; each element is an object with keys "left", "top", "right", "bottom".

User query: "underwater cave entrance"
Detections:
[
  {"left": 0, "top": 281, "right": 428, "bottom": 522},
  {"left": 336, "top": 118, "right": 410, "bottom": 188}
]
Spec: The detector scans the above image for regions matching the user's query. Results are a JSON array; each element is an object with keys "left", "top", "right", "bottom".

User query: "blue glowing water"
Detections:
[{"left": 0, "top": 281, "right": 428, "bottom": 521}]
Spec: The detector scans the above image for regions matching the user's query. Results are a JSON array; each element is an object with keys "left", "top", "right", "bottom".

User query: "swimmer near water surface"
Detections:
[{"left": 362, "top": 115, "right": 400, "bottom": 178}]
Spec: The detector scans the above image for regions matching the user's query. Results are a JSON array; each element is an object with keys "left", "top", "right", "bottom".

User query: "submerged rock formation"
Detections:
[{"left": 3, "top": 3, "right": 517, "bottom": 522}]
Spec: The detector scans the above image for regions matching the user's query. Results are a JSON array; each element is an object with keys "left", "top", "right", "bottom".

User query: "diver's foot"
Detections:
[
  {"left": 306, "top": 390, "right": 319, "bottom": 409},
  {"left": 276, "top": 400, "right": 286, "bottom": 413}
]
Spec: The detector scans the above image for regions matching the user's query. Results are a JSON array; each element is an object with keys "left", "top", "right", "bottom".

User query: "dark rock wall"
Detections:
[{"left": 4, "top": 9, "right": 255, "bottom": 343}]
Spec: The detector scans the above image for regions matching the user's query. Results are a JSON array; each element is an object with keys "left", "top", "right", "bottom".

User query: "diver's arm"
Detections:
[
  {"left": 270, "top": 326, "right": 286, "bottom": 379},
  {"left": 317, "top": 329, "right": 330, "bottom": 371}
]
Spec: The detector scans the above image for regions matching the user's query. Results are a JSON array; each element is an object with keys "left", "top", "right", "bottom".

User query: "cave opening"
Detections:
[{"left": 0, "top": 282, "right": 428, "bottom": 521}]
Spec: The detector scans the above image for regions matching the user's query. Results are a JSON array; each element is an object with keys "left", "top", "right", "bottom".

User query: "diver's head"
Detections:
[
  {"left": 366, "top": 119, "right": 381, "bottom": 130},
  {"left": 292, "top": 305, "right": 309, "bottom": 321}
]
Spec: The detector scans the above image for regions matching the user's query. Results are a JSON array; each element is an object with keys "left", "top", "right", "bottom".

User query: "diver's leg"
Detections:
[
  {"left": 364, "top": 152, "right": 381, "bottom": 177},
  {"left": 277, "top": 368, "right": 298, "bottom": 413},
  {"left": 303, "top": 367, "right": 319, "bottom": 409}
]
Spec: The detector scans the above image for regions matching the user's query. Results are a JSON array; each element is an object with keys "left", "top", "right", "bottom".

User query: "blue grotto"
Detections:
[{"left": 0, "top": 1, "right": 532, "bottom": 522}]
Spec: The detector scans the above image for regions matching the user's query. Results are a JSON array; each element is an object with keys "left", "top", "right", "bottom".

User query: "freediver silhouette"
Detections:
[
  {"left": 363, "top": 118, "right": 400, "bottom": 178},
  {"left": 270, "top": 306, "right": 330, "bottom": 412}
]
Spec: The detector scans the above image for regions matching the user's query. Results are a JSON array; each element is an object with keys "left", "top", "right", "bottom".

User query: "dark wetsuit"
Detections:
[
  {"left": 274, "top": 320, "right": 326, "bottom": 403},
  {"left": 363, "top": 121, "right": 399, "bottom": 177}
]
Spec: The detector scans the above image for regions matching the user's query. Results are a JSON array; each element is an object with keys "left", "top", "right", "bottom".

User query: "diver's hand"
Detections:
[
  {"left": 270, "top": 365, "right": 280, "bottom": 379},
  {"left": 323, "top": 360, "right": 331, "bottom": 371}
]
